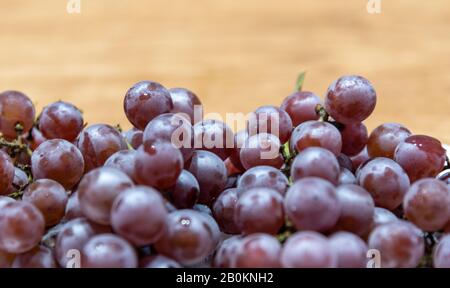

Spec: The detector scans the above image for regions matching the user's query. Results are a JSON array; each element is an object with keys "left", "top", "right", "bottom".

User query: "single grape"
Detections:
[
  {"left": 324, "top": 75, "right": 377, "bottom": 124},
  {"left": 38, "top": 101, "right": 84, "bottom": 142},
  {"left": 358, "top": 157, "right": 410, "bottom": 210},
  {"left": 338, "top": 168, "right": 357, "bottom": 185},
  {"left": 0, "top": 90, "right": 36, "bottom": 139},
  {"left": 237, "top": 165, "right": 289, "bottom": 196},
  {"left": 433, "top": 234, "right": 450, "bottom": 268},
  {"left": 32, "top": 139, "right": 85, "bottom": 189},
  {"left": 185, "top": 150, "right": 227, "bottom": 206},
  {"left": 228, "top": 129, "right": 249, "bottom": 171},
  {"left": 64, "top": 192, "right": 84, "bottom": 221},
  {"left": 123, "top": 128, "right": 143, "bottom": 149},
  {"left": 77, "top": 124, "right": 127, "bottom": 172},
  {"left": 333, "top": 184, "right": 374, "bottom": 236},
  {"left": 368, "top": 221, "right": 424, "bottom": 268},
  {"left": 154, "top": 210, "right": 219, "bottom": 265},
  {"left": 22, "top": 179, "right": 68, "bottom": 227},
  {"left": 169, "top": 170, "right": 200, "bottom": 209},
  {"left": 135, "top": 141, "right": 183, "bottom": 189},
  {"left": 350, "top": 146, "right": 370, "bottom": 171},
  {"left": 193, "top": 119, "right": 234, "bottom": 160},
  {"left": 213, "top": 236, "right": 243, "bottom": 268},
  {"left": 280, "top": 91, "right": 321, "bottom": 126},
  {"left": 140, "top": 255, "right": 181, "bottom": 268},
  {"left": 55, "top": 218, "right": 110, "bottom": 268},
  {"left": 239, "top": 133, "right": 284, "bottom": 170},
  {"left": 367, "top": 123, "right": 411, "bottom": 159},
  {"left": 284, "top": 177, "right": 340, "bottom": 232},
  {"left": 394, "top": 135, "right": 446, "bottom": 182},
  {"left": 235, "top": 187, "right": 284, "bottom": 235},
  {"left": 290, "top": 120, "right": 342, "bottom": 156},
  {"left": 281, "top": 231, "right": 337, "bottom": 268},
  {"left": 0, "top": 201, "right": 45, "bottom": 253},
  {"left": 77, "top": 167, "right": 134, "bottom": 225},
  {"left": 340, "top": 123, "right": 368, "bottom": 156},
  {"left": 291, "top": 147, "right": 340, "bottom": 185},
  {"left": 124, "top": 80, "right": 173, "bottom": 130},
  {"left": 329, "top": 232, "right": 368, "bottom": 268},
  {"left": 403, "top": 178, "right": 450, "bottom": 232},
  {"left": 234, "top": 234, "right": 281, "bottom": 268},
  {"left": 104, "top": 149, "right": 138, "bottom": 182},
  {"left": 212, "top": 188, "right": 241, "bottom": 234},
  {"left": 82, "top": 234, "right": 138, "bottom": 268},
  {"left": 247, "top": 105, "right": 293, "bottom": 144},
  {"left": 168, "top": 87, "right": 201, "bottom": 125},
  {"left": 111, "top": 186, "right": 168, "bottom": 246},
  {"left": 12, "top": 246, "right": 57, "bottom": 268},
  {"left": 0, "top": 149, "right": 15, "bottom": 195}
]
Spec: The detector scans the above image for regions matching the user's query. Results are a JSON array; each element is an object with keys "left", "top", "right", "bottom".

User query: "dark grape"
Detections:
[
  {"left": 0, "top": 149, "right": 15, "bottom": 195},
  {"left": 324, "top": 75, "right": 376, "bottom": 124},
  {"left": 394, "top": 135, "right": 446, "bottom": 182},
  {"left": 284, "top": 177, "right": 340, "bottom": 232},
  {"left": 169, "top": 170, "right": 200, "bottom": 209},
  {"left": 329, "top": 232, "right": 368, "bottom": 268},
  {"left": 213, "top": 236, "right": 243, "bottom": 268},
  {"left": 12, "top": 246, "right": 57, "bottom": 268},
  {"left": 124, "top": 81, "right": 173, "bottom": 130},
  {"left": 22, "top": 179, "right": 68, "bottom": 227},
  {"left": 135, "top": 141, "right": 183, "bottom": 189},
  {"left": 281, "top": 231, "right": 337, "bottom": 268},
  {"left": 39, "top": 101, "right": 83, "bottom": 142},
  {"left": 358, "top": 157, "right": 410, "bottom": 210},
  {"left": 403, "top": 178, "right": 450, "bottom": 232},
  {"left": 31, "top": 139, "right": 84, "bottom": 189},
  {"left": 235, "top": 187, "right": 284, "bottom": 235},
  {"left": 212, "top": 188, "right": 241, "bottom": 234},
  {"left": 367, "top": 123, "right": 411, "bottom": 159},
  {"left": 185, "top": 150, "right": 227, "bottom": 205},
  {"left": 140, "top": 255, "right": 181, "bottom": 268},
  {"left": 237, "top": 165, "right": 289, "bottom": 196},
  {"left": 368, "top": 221, "right": 424, "bottom": 268},
  {"left": 0, "top": 90, "right": 36, "bottom": 139},
  {"left": 280, "top": 91, "right": 321, "bottom": 126},
  {"left": 111, "top": 186, "right": 168, "bottom": 246},
  {"left": 290, "top": 120, "right": 342, "bottom": 156},
  {"left": 291, "top": 147, "right": 340, "bottom": 185},
  {"left": 77, "top": 167, "right": 134, "bottom": 225},
  {"left": 104, "top": 149, "right": 138, "bottom": 182},
  {"left": 168, "top": 87, "right": 201, "bottom": 124},
  {"left": 193, "top": 119, "right": 234, "bottom": 160},
  {"left": 340, "top": 123, "right": 368, "bottom": 156},
  {"left": 239, "top": 133, "right": 284, "bottom": 170},
  {"left": 234, "top": 233, "right": 281, "bottom": 268},
  {"left": 77, "top": 124, "right": 127, "bottom": 172},
  {"left": 123, "top": 128, "right": 143, "bottom": 149},
  {"left": 247, "top": 105, "right": 293, "bottom": 144}
]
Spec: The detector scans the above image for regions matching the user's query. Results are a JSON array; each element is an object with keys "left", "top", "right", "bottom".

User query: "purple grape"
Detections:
[
  {"left": 291, "top": 147, "right": 340, "bottom": 185},
  {"left": 0, "top": 90, "right": 36, "bottom": 139},
  {"left": 433, "top": 234, "right": 450, "bottom": 268},
  {"left": 169, "top": 170, "right": 200, "bottom": 209},
  {"left": 247, "top": 105, "right": 293, "bottom": 144},
  {"left": 193, "top": 119, "right": 234, "bottom": 160},
  {"left": 0, "top": 150, "right": 14, "bottom": 195},
  {"left": 123, "top": 128, "right": 143, "bottom": 149},
  {"left": 329, "top": 232, "right": 368, "bottom": 268},
  {"left": 213, "top": 236, "right": 243, "bottom": 268},
  {"left": 64, "top": 192, "right": 84, "bottom": 221},
  {"left": 280, "top": 91, "right": 321, "bottom": 126},
  {"left": 239, "top": 133, "right": 284, "bottom": 170},
  {"left": 140, "top": 255, "right": 181, "bottom": 268},
  {"left": 234, "top": 233, "right": 281, "bottom": 268},
  {"left": 39, "top": 101, "right": 83, "bottom": 142},
  {"left": 340, "top": 123, "right": 368, "bottom": 156},
  {"left": 367, "top": 123, "right": 411, "bottom": 159},
  {"left": 237, "top": 165, "right": 289, "bottom": 196},
  {"left": 338, "top": 168, "right": 357, "bottom": 185},
  {"left": 350, "top": 146, "right": 370, "bottom": 171},
  {"left": 212, "top": 188, "right": 240, "bottom": 234},
  {"left": 104, "top": 149, "right": 138, "bottom": 182},
  {"left": 168, "top": 87, "right": 201, "bottom": 125}
]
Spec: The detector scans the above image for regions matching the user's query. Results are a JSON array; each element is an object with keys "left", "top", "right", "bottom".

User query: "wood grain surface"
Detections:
[{"left": 0, "top": 0, "right": 449, "bottom": 143}]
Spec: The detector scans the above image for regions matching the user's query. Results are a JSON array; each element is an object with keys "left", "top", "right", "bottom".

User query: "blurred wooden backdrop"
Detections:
[{"left": 0, "top": 0, "right": 449, "bottom": 143}]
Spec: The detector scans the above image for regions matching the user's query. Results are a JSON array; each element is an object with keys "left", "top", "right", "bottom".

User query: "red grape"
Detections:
[
  {"left": 123, "top": 128, "right": 143, "bottom": 149},
  {"left": 291, "top": 147, "right": 340, "bottom": 185},
  {"left": 212, "top": 188, "right": 240, "bottom": 234},
  {"left": 338, "top": 168, "right": 357, "bottom": 185},
  {"left": 340, "top": 122, "right": 368, "bottom": 156},
  {"left": 0, "top": 149, "right": 14, "bottom": 195},
  {"left": 367, "top": 123, "right": 411, "bottom": 159},
  {"left": 280, "top": 91, "right": 321, "bottom": 126},
  {"left": 433, "top": 234, "right": 450, "bottom": 268},
  {"left": 234, "top": 233, "right": 281, "bottom": 268},
  {"left": 169, "top": 170, "right": 200, "bottom": 209},
  {"left": 0, "top": 90, "right": 36, "bottom": 139},
  {"left": 237, "top": 165, "right": 289, "bottom": 196},
  {"left": 168, "top": 87, "right": 201, "bottom": 124},
  {"left": 239, "top": 133, "right": 284, "bottom": 170},
  {"left": 39, "top": 101, "right": 83, "bottom": 142},
  {"left": 140, "top": 255, "right": 181, "bottom": 268},
  {"left": 247, "top": 105, "right": 293, "bottom": 144},
  {"left": 64, "top": 192, "right": 84, "bottom": 221},
  {"left": 104, "top": 149, "right": 138, "bottom": 182},
  {"left": 350, "top": 146, "right": 370, "bottom": 171},
  {"left": 228, "top": 129, "right": 249, "bottom": 171},
  {"left": 329, "top": 232, "right": 368, "bottom": 268},
  {"left": 213, "top": 236, "right": 243, "bottom": 268},
  {"left": 193, "top": 119, "right": 234, "bottom": 160},
  {"left": 28, "top": 127, "right": 48, "bottom": 150}
]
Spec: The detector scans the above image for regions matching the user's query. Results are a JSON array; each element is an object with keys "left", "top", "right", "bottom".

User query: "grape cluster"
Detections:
[{"left": 0, "top": 75, "right": 449, "bottom": 269}]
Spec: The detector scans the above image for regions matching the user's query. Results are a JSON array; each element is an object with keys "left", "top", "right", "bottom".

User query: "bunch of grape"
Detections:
[{"left": 0, "top": 75, "right": 449, "bottom": 268}]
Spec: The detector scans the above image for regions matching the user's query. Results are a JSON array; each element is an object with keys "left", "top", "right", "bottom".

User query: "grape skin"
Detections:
[
  {"left": 12, "top": 246, "right": 57, "bottom": 268},
  {"left": 124, "top": 80, "right": 173, "bottom": 130},
  {"left": 340, "top": 123, "right": 368, "bottom": 157},
  {"left": 22, "top": 179, "right": 68, "bottom": 227},
  {"left": 77, "top": 124, "right": 128, "bottom": 173},
  {"left": 235, "top": 187, "right": 284, "bottom": 235},
  {"left": 367, "top": 123, "right": 411, "bottom": 159},
  {"left": 123, "top": 128, "right": 143, "bottom": 149},
  {"left": 280, "top": 91, "right": 321, "bottom": 127},
  {"left": 111, "top": 186, "right": 168, "bottom": 246},
  {"left": 82, "top": 234, "right": 138, "bottom": 268},
  {"left": 77, "top": 167, "right": 134, "bottom": 225},
  {"left": 357, "top": 157, "right": 410, "bottom": 210},
  {"left": 403, "top": 178, "right": 450, "bottom": 232},
  {"left": 291, "top": 147, "right": 340, "bottom": 185},
  {"left": 324, "top": 75, "right": 377, "bottom": 124},
  {"left": 247, "top": 105, "right": 293, "bottom": 144},
  {"left": 169, "top": 170, "right": 200, "bottom": 209},
  {"left": 213, "top": 236, "right": 243, "bottom": 268},
  {"left": 168, "top": 87, "right": 202, "bottom": 125},
  {"left": 281, "top": 231, "right": 337, "bottom": 268},
  {"left": 104, "top": 150, "right": 138, "bottom": 182},
  {"left": 365, "top": 207, "right": 399, "bottom": 238},
  {"left": 368, "top": 221, "right": 424, "bottom": 268},
  {"left": 234, "top": 233, "right": 281, "bottom": 268},
  {"left": 64, "top": 192, "right": 84, "bottom": 221},
  {"left": 237, "top": 165, "right": 289, "bottom": 196},
  {"left": 193, "top": 119, "right": 234, "bottom": 160},
  {"left": 0, "top": 201, "right": 45, "bottom": 254},
  {"left": 212, "top": 188, "right": 240, "bottom": 234},
  {"left": 329, "top": 232, "right": 368, "bottom": 268},
  {"left": 350, "top": 146, "right": 370, "bottom": 172},
  {"left": 284, "top": 177, "right": 340, "bottom": 232},
  {"left": 433, "top": 234, "right": 450, "bottom": 268},
  {"left": 290, "top": 120, "right": 342, "bottom": 156},
  {"left": 0, "top": 149, "right": 15, "bottom": 195},
  {"left": 32, "top": 139, "right": 85, "bottom": 189},
  {"left": 0, "top": 90, "right": 36, "bottom": 139},
  {"left": 394, "top": 135, "right": 446, "bottom": 182},
  {"left": 239, "top": 133, "right": 284, "bottom": 170},
  {"left": 39, "top": 101, "right": 84, "bottom": 142}
]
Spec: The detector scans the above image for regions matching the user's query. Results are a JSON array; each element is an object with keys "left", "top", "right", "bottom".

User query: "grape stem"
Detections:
[{"left": 315, "top": 104, "right": 329, "bottom": 122}]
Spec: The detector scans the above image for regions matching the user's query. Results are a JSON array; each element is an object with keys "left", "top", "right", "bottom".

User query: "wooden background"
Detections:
[{"left": 0, "top": 0, "right": 449, "bottom": 143}]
